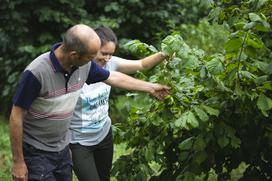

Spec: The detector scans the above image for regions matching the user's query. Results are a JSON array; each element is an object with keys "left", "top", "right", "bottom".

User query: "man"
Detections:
[{"left": 9, "top": 24, "right": 170, "bottom": 181}]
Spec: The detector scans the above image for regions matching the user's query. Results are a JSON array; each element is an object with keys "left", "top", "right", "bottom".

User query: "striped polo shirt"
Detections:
[{"left": 13, "top": 43, "right": 110, "bottom": 152}]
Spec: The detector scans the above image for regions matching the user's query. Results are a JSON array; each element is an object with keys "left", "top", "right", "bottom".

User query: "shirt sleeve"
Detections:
[
  {"left": 86, "top": 61, "right": 110, "bottom": 84},
  {"left": 108, "top": 56, "right": 123, "bottom": 71},
  {"left": 13, "top": 70, "right": 41, "bottom": 110}
]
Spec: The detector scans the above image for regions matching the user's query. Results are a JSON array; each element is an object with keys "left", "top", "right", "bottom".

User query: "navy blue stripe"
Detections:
[
  {"left": 50, "top": 43, "right": 65, "bottom": 73},
  {"left": 86, "top": 61, "right": 110, "bottom": 84},
  {"left": 13, "top": 70, "right": 41, "bottom": 109}
]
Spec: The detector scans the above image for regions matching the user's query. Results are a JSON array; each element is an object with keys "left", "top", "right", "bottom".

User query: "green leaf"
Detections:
[
  {"left": 253, "top": 21, "right": 271, "bottom": 32},
  {"left": 254, "top": 61, "right": 272, "bottom": 74},
  {"left": 193, "top": 107, "right": 209, "bottom": 122},
  {"left": 249, "top": 13, "right": 262, "bottom": 22},
  {"left": 240, "top": 71, "right": 256, "bottom": 80},
  {"left": 261, "top": 82, "right": 272, "bottom": 91},
  {"left": 179, "top": 137, "right": 194, "bottom": 151},
  {"left": 194, "top": 151, "right": 207, "bottom": 165},
  {"left": 254, "top": 75, "right": 268, "bottom": 85},
  {"left": 244, "top": 22, "right": 257, "bottom": 30},
  {"left": 246, "top": 33, "right": 265, "bottom": 49},
  {"left": 7, "top": 72, "right": 19, "bottom": 84},
  {"left": 136, "top": 165, "right": 148, "bottom": 181},
  {"left": 205, "top": 57, "right": 224, "bottom": 75},
  {"left": 217, "top": 136, "right": 229, "bottom": 148},
  {"left": 230, "top": 136, "right": 241, "bottom": 149},
  {"left": 247, "top": 13, "right": 271, "bottom": 32},
  {"left": 124, "top": 40, "right": 157, "bottom": 57},
  {"left": 18, "top": 45, "right": 35, "bottom": 53},
  {"left": 161, "top": 34, "right": 188, "bottom": 57},
  {"left": 144, "top": 144, "right": 154, "bottom": 162},
  {"left": 257, "top": 94, "right": 272, "bottom": 117},
  {"left": 179, "top": 151, "right": 190, "bottom": 161},
  {"left": 234, "top": 83, "right": 243, "bottom": 97},
  {"left": 182, "top": 55, "right": 201, "bottom": 69},
  {"left": 255, "top": 0, "right": 269, "bottom": 9},
  {"left": 224, "top": 38, "right": 243, "bottom": 52},
  {"left": 184, "top": 111, "right": 199, "bottom": 128},
  {"left": 193, "top": 137, "right": 206, "bottom": 151},
  {"left": 201, "top": 105, "right": 219, "bottom": 117},
  {"left": 208, "top": 7, "right": 222, "bottom": 22},
  {"left": 174, "top": 116, "right": 185, "bottom": 128},
  {"left": 200, "top": 66, "right": 206, "bottom": 78}
]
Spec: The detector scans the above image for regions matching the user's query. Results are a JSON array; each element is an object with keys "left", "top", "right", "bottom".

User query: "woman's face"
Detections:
[{"left": 94, "top": 41, "right": 116, "bottom": 67}]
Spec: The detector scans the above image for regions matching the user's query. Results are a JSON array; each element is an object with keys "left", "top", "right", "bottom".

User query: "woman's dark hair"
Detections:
[{"left": 94, "top": 26, "right": 118, "bottom": 46}]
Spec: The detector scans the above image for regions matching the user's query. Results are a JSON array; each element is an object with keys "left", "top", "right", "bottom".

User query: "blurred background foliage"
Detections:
[{"left": 0, "top": 0, "right": 213, "bottom": 115}]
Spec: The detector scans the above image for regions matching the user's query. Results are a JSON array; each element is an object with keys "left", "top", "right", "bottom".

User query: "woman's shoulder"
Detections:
[{"left": 107, "top": 56, "right": 125, "bottom": 71}]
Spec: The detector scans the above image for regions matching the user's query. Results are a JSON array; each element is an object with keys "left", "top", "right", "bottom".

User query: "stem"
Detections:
[
  {"left": 236, "top": 31, "right": 249, "bottom": 85},
  {"left": 173, "top": 151, "right": 193, "bottom": 178}
]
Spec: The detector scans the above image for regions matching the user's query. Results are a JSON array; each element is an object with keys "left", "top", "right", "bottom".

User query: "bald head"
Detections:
[{"left": 62, "top": 24, "right": 101, "bottom": 56}]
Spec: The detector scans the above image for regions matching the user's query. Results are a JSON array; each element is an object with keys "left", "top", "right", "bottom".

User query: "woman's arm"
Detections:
[{"left": 116, "top": 52, "right": 165, "bottom": 74}]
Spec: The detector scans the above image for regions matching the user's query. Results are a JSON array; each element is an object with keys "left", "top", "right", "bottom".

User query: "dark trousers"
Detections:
[
  {"left": 70, "top": 128, "right": 113, "bottom": 181},
  {"left": 23, "top": 143, "right": 72, "bottom": 181}
]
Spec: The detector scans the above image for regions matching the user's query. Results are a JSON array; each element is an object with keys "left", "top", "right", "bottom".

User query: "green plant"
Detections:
[{"left": 112, "top": 0, "right": 272, "bottom": 180}]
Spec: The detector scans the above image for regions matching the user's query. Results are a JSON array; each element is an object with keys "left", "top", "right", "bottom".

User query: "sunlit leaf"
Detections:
[
  {"left": 193, "top": 107, "right": 209, "bottom": 122},
  {"left": 224, "top": 38, "right": 243, "bottom": 52},
  {"left": 249, "top": 13, "right": 262, "bottom": 22},
  {"left": 205, "top": 57, "right": 224, "bottom": 75},
  {"left": 257, "top": 94, "right": 272, "bottom": 117},
  {"left": 179, "top": 137, "right": 194, "bottom": 151},
  {"left": 201, "top": 105, "right": 219, "bottom": 117}
]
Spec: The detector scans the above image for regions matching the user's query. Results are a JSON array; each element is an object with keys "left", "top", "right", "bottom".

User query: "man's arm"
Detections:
[
  {"left": 9, "top": 106, "right": 28, "bottom": 181},
  {"left": 104, "top": 71, "right": 170, "bottom": 100},
  {"left": 116, "top": 52, "right": 165, "bottom": 74}
]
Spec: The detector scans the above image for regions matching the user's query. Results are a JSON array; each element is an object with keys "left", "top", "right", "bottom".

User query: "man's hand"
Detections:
[
  {"left": 149, "top": 83, "right": 170, "bottom": 100},
  {"left": 12, "top": 161, "right": 28, "bottom": 181}
]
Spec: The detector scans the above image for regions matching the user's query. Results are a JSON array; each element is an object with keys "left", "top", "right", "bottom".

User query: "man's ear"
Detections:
[{"left": 69, "top": 51, "right": 79, "bottom": 59}]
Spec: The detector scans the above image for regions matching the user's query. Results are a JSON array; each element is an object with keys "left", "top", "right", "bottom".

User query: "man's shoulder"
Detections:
[
  {"left": 26, "top": 52, "right": 51, "bottom": 71},
  {"left": 79, "top": 61, "right": 92, "bottom": 73}
]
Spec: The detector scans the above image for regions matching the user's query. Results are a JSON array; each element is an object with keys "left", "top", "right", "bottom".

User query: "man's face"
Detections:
[
  {"left": 94, "top": 41, "right": 116, "bottom": 67},
  {"left": 72, "top": 51, "right": 98, "bottom": 67},
  {"left": 69, "top": 39, "right": 101, "bottom": 67}
]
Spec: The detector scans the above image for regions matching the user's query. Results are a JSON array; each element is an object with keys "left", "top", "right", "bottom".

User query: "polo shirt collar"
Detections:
[{"left": 49, "top": 43, "right": 66, "bottom": 73}]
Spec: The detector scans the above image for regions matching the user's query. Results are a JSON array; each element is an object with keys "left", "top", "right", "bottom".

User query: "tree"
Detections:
[{"left": 112, "top": 0, "right": 272, "bottom": 180}]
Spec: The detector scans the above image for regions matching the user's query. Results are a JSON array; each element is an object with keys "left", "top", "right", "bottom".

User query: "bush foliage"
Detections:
[{"left": 112, "top": 0, "right": 272, "bottom": 180}]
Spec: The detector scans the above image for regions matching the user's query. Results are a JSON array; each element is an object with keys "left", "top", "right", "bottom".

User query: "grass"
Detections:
[{"left": 0, "top": 116, "right": 12, "bottom": 181}]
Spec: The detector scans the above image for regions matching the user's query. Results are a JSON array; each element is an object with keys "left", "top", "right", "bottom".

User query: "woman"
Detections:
[{"left": 69, "top": 26, "right": 166, "bottom": 181}]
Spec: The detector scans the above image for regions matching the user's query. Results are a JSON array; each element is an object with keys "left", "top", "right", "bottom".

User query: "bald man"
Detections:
[{"left": 9, "top": 24, "right": 170, "bottom": 181}]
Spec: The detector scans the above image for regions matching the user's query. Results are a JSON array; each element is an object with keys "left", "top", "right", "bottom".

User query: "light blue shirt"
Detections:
[{"left": 70, "top": 56, "right": 123, "bottom": 146}]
